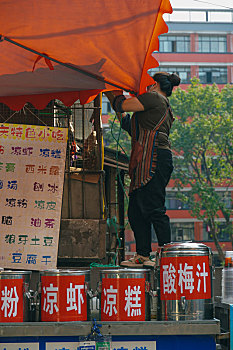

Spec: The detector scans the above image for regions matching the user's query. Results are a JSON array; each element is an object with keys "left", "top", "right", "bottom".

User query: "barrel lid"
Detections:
[
  {"left": 100, "top": 268, "right": 150, "bottom": 274},
  {"left": 40, "top": 269, "right": 90, "bottom": 276},
  {"left": 161, "top": 241, "right": 211, "bottom": 255},
  {"left": 0, "top": 270, "right": 32, "bottom": 275}
]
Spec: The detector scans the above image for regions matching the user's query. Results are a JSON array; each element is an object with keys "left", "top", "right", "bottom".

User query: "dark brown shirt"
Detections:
[{"left": 136, "top": 92, "right": 173, "bottom": 150}]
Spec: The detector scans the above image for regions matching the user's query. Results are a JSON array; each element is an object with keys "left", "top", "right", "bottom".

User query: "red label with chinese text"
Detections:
[
  {"left": 160, "top": 255, "right": 211, "bottom": 300},
  {"left": 101, "top": 278, "right": 145, "bottom": 321},
  {"left": 0, "top": 278, "right": 24, "bottom": 322},
  {"left": 41, "top": 275, "right": 87, "bottom": 321}
]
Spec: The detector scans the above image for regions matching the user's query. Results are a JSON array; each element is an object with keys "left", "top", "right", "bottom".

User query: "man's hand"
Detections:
[
  {"left": 104, "top": 91, "right": 114, "bottom": 104},
  {"left": 104, "top": 90, "right": 122, "bottom": 107},
  {"left": 110, "top": 90, "right": 123, "bottom": 96},
  {"left": 104, "top": 90, "right": 123, "bottom": 105},
  {"left": 104, "top": 91, "right": 126, "bottom": 122}
]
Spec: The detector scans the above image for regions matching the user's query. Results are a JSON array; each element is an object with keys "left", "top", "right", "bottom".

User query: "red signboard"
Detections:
[
  {"left": 41, "top": 275, "right": 87, "bottom": 321},
  {"left": 101, "top": 278, "right": 145, "bottom": 321},
  {"left": 0, "top": 278, "right": 24, "bottom": 322},
  {"left": 160, "top": 255, "right": 211, "bottom": 300}
]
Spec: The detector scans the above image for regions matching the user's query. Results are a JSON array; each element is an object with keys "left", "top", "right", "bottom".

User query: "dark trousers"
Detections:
[{"left": 128, "top": 148, "right": 173, "bottom": 256}]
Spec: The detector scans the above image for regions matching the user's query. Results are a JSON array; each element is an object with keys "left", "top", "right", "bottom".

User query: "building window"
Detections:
[
  {"left": 166, "top": 192, "right": 190, "bottom": 210},
  {"left": 148, "top": 66, "right": 191, "bottom": 84},
  {"left": 199, "top": 67, "right": 227, "bottom": 84},
  {"left": 149, "top": 66, "right": 191, "bottom": 84},
  {"left": 216, "top": 191, "right": 232, "bottom": 209},
  {"left": 198, "top": 35, "right": 227, "bottom": 53},
  {"left": 171, "top": 223, "right": 194, "bottom": 242},
  {"left": 203, "top": 222, "right": 231, "bottom": 241},
  {"left": 159, "top": 35, "right": 190, "bottom": 53}
]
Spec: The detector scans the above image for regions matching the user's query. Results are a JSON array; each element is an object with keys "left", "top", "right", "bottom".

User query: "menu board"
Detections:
[{"left": 0, "top": 124, "right": 68, "bottom": 270}]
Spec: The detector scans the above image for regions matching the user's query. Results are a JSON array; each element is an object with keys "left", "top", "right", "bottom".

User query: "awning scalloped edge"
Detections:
[{"left": 139, "top": 0, "right": 173, "bottom": 94}]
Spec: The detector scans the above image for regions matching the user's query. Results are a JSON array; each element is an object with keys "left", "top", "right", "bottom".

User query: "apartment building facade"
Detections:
[{"left": 150, "top": 8, "right": 233, "bottom": 87}]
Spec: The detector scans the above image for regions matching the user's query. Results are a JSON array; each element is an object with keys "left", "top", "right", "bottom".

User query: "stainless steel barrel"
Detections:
[
  {"left": 40, "top": 269, "right": 91, "bottom": 321},
  {"left": 99, "top": 268, "right": 151, "bottom": 321},
  {"left": 157, "top": 242, "right": 213, "bottom": 321},
  {"left": 0, "top": 270, "right": 32, "bottom": 322}
]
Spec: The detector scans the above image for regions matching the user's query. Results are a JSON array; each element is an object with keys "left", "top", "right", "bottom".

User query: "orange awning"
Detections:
[{"left": 0, "top": 0, "right": 172, "bottom": 110}]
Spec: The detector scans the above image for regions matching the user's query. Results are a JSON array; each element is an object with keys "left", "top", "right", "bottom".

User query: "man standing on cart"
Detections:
[{"left": 105, "top": 72, "right": 181, "bottom": 267}]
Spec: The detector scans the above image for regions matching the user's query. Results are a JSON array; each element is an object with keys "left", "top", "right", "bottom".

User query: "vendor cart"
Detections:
[{"left": 0, "top": 320, "right": 220, "bottom": 350}]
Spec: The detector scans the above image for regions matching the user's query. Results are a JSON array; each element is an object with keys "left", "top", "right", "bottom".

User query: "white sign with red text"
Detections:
[{"left": 0, "top": 123, "right": 67, "bottom": 270}]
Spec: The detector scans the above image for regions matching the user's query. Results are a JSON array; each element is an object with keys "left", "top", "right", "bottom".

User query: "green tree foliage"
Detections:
[{"left": 170, "top": 79, "right": 233, "bottom": 261}]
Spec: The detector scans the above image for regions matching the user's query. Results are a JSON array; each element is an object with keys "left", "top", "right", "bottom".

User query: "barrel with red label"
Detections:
[
  {"left": 157, "top": 242, "right": 213, "bottom": 321},
  {"left": 40, "top": 269, "right": 90, "bottom": 322},
  {"left": 99, "top": 269, "right": 151, "bottom": 321},
  {"left": 0, "top": 270, "right": 32, "bottom": 322}
]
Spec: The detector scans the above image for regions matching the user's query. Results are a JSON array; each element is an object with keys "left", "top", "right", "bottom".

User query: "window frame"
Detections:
[
  {"left": 159, "top": 35, "right": 191, "bottom": 53},
  {"left": 198, "top": 66, "right": 228, "bottom": 84},
  {"left": 203, "top": 222, "right": 232, "bottom": 242},
  {"left": 198, "top": 35, "right": 227, "bottom": 53},
  {"left": 170, "top": 222, "right": 195, "bottom": 242},
  {"left": 165, "top": 191, "right": 191, "bottom": 210},
  {"left": 149, "top": 66, "right": 191, "bottom": 84}
]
